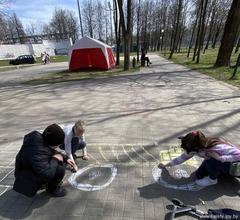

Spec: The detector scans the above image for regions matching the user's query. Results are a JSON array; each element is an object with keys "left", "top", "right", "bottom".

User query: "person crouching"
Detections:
[{"left": 13, "top": 124, "right": 75, "bottom": 197}]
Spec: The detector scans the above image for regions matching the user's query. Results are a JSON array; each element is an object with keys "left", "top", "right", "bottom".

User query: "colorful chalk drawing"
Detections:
[
  {"left": 153, "top": 147, "right": 205, "bottom": 191},
  {"left": 68, "top": 164, "right": 117, "bottom": 191},
  {"left": 159, "top": 146, "right": 200, "bottom": 168}
]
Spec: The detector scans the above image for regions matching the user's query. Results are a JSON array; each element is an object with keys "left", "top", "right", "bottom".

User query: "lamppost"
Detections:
[
  {"left": 77, "top": 0, "right": 84, "bottom": 37},
  {"left": 160, "top": 29, "right": 164, "bottom": 51}
]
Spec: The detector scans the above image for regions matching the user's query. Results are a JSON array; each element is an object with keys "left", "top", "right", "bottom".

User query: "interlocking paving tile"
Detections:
[{"left": 0, "top": 167, "right": 14, "bottom": 187}]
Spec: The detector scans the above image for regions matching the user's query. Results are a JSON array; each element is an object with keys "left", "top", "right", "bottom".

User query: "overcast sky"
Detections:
[{"left": 11, "top": 0, "right": 81, "bottom": 29}]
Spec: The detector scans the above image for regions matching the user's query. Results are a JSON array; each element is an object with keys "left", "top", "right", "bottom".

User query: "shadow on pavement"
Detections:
[
  {"left": 0, "top": 189, "right": 50, "bottom": 219},
  {"left": 138, "top": 170, "right": 239, "bottom": 206}
]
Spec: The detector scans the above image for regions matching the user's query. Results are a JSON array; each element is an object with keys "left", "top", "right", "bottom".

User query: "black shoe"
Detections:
[
  {"left": 39, "top": 184, "right": 46, "bottom": 190},
  {"left": 46, "top": 186, "right": 67, "bottom": 197}
]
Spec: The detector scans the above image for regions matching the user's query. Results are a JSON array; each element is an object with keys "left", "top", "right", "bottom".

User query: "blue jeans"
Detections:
[{"left": 195, "top": 158, "right": 231, "bottom": 180}]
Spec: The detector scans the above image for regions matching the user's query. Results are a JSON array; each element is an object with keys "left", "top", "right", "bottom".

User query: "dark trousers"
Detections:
[
  {"left": 14, "top": 163, "right": 65, "bottom": 197},
  {"left": 141, "top": 57, "right": 151, "bottom": 66},
  {"left": 46, "top": 164, "right": 65, "bottom": 191},
  {"left": 60, "top": 139, "right": 86, "bottom": 155},
  {"left": 195, "top": 158, "right": 231, "bottom": 180},
  {"left": 71, "top": 137, "right": 86, "bottom": 155}
]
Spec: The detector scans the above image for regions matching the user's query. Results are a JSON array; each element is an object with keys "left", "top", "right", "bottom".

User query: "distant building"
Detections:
[{"left": 0, "top": 38, "right": 72, "bottom": 60}]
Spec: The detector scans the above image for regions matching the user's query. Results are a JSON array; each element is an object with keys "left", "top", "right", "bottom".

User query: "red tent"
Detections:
[{"left": 68, "top": 36, "right": 116, "bottom": 71}]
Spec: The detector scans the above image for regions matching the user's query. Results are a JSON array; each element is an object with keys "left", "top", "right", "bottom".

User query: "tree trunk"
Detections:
[
  {"left": 117, "top": 0, "right": 132, "bottom": 71},
  {"left": 234, "top": 28, "right": 240, "bottom": 53},
  {"left": 215, "top": 0, "right": 240, "bottom": 67},
  {"left": 114, "top": 0, "right": 120, "bottom": 66},
  {"left": 178, "top": 28, "right": 184, "bottom": 53},
  {"left": 230, "top": 53, "right": 240, "bottom": 79},
  {"left": 136, "top": 0, "right": 140, "bottom": 62},
  {"left": 211, "top": 23, "right": 221, "bottom": 49},
  {"left": 235, "top": 37, "right": 240, "bottom": 53},
  {"left": 187, "top": 12, "right": 198, "bottom": 58},
  {"left": 196, "top": 0, "right": 208, "bottom": 64},
  {"left": 203, "top": 4, "right": 216, "bottom": 54},
  {"left": 192, "top": 1, "right": 202, "bottom": 62},
  {"left": 169, "top": 0, "right": 182, "bottom": 59},
  {"left": 116, "top": 22, "right": 121, "bottom": 66},
  {"left": 202, "top": 0, "right": 213, "bottom": 48}
]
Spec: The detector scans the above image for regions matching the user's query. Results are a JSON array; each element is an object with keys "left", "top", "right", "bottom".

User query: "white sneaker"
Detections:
[{"left": 195, "top": 176, "right": 218, "bottom": 186}]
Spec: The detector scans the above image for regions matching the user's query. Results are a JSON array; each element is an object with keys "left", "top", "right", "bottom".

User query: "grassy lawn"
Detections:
[
  {"left": 35, "top": 55, "right": 68, "bottom": 63},
  {"left": 0, "top": 60, "right": 11, "bottom": 66},
  {"left": 26, "top": 61, "right": 140, "bottom": 85},
  {"left": 160, "top": 49, "right": 240, "bottom": 88}
]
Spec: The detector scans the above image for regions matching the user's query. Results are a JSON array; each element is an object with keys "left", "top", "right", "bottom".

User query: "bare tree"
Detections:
[
  {"left": 187, "top": 2, "right": 200, "bottom": 58},
  {"left": 25, "top": 23, "right": 39, "bottom": 43},
  {"left": 136, "top": 0, "right": 141, "bottom": 62},
  {"left": 96, "top": 1, "right": 104, "bottom": 41},
  {"left": 0, "top": 15, "right": 8, "bottom": 42},
  {"left": 215, "top": 0, "right": 240, "bottom": 67},
  {"left": 203, "top": 0, "right": 217, "bottom": 53},
  {"left": 68, "top": 12, "right": 79, "bottom": 42},
  {"left": 196, "top": 0, "right": 208, "bottom": 63},
  {"left": 210, "top": 0, "right": 229, "bottom": 49},
  {"left": 113, "top": 0, "right": 121, "bottom": 65},
  {"left": 0, "top": 0, "right": 12, "bottom": 16},
  {"left": 83, "top": 0, "right": 96, "bottom": 38},
  {"left": 169, "top": 0, "right": 183, "bottom": 59},
  {"left": 235, "top": 34, "right": 240, "bottom": 53},
  {"left": 4, "top": 13, "right": 25, "bottom": 43},
  {"left": 43, "top": 8, "right": 78, "bottom": 42},
  {"left": 117, "top": 0, "right": 132, "bottom": 70}
]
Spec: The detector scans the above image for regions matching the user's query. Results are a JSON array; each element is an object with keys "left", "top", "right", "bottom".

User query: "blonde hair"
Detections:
[{"left": 74, "top": 120, "right": 85, "bottom": 134}]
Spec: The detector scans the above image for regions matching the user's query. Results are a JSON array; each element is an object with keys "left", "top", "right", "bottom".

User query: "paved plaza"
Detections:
[{"left": 0, "top": 54, "right": 239, "bottom": 219}]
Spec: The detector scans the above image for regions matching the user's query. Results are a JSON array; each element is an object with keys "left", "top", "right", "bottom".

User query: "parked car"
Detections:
[{"left": 9, "top": 55, "right": 36, "bottom": 65}]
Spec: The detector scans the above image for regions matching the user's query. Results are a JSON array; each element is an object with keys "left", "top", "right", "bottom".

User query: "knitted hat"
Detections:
[{"left": 42, "top": 124, "right": 65, "bottom": 146}]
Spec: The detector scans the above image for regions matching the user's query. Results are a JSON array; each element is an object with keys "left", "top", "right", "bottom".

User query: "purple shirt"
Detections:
[{"left": 169, "top": 143, "right": 240, "bottom": 166}]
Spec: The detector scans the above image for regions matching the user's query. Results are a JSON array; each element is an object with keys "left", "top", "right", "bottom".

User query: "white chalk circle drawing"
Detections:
[
  {"left": 152, "top": 165, "right": 204, "bottom": 191},
  {"left": 68, "top": 164, "right": 117, "bottom": 191}
]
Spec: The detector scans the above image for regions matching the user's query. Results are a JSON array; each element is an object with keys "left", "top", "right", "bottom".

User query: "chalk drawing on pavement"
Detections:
[
  {"left": 159, "top": 146, "right": 200, "bottom": 168},
  {"left": 152, "top": 165, "right": 204, "bottom": 191},
  {"left": 68, "top": 164, "right": 117, "bottom": 191}
]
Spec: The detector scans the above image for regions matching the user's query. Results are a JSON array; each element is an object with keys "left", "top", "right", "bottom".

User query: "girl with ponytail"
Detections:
[{"left": 158, "top": 131, "right": 240, "bottom": 187}]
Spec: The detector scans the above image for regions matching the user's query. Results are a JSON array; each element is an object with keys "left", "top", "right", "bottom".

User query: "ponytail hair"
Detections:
[
  {"left": 197, "top": 131, "right": 230, "bottom": 149},
  {"left": 179, "top": 130, "right": 226, "bottom": 152}
]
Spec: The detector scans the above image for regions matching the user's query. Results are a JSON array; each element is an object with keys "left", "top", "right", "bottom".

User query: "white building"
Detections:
[{"left": 0, "top": 39, "right": 72, "bottom": 60}]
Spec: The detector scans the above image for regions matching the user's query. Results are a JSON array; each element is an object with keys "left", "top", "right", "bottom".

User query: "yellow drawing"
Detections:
[{"left": 159, "top": 147, "right": 200, "bottom": 168}]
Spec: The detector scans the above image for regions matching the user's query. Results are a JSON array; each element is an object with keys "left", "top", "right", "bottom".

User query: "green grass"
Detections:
[
  {"left": 160, "top": 48, "right": 240, "bottom": 88},
  {"left": 26, "top": 61, "right": 140, "bottom": 85},
  {"left": 0, "top": 60, "right": 11, "bottom": 66},
  {"left": 0, "top": 55, "right": 68, "bottom": 67},
  {"left": 35, "top": 55, "right": 68, "bottom": 63}
]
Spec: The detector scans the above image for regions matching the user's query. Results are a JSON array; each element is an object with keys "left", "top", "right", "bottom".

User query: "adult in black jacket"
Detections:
[{"left": 13, "top": 124, "right": 75, "bottom": 197}]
